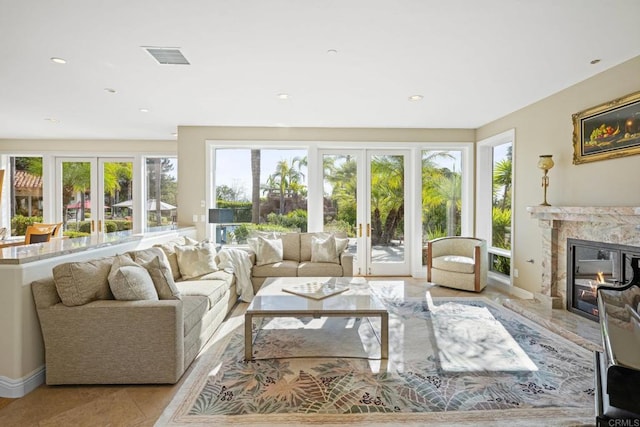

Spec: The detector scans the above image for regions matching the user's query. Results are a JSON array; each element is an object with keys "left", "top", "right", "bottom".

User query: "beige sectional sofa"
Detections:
[
  {"left": 31, "top": 237, "right": 239, "bottom": 385},
  {"left": 249, "top": 232, "right": 354, "bottom": 293}
]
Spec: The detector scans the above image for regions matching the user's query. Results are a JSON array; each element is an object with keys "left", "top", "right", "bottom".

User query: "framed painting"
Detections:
[{"left": 572, "top": 90, "right": 640, "bottom": 164}]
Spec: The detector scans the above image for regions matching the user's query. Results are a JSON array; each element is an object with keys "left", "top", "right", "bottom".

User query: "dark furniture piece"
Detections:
[{"left": 594, "top": 282, "right": 640, "bottom": 425}]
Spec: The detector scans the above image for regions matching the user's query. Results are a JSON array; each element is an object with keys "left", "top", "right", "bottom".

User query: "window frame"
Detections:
[{"left": 476, "top": 129, "right": 515, "bottom": 285}]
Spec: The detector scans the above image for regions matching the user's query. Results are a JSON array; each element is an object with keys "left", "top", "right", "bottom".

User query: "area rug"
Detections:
[{"left": 156, "top": 289, "right": 596, "bottom": 426}]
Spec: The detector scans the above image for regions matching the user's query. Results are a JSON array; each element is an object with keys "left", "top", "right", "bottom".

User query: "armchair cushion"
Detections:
[{"left": 432, "top": 255, "right": 476, "bottom": 274}]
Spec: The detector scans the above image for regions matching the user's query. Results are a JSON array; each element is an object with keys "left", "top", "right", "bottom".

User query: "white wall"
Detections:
[{"left": 477, "top": 55, "right": 640, "bottom": 295}]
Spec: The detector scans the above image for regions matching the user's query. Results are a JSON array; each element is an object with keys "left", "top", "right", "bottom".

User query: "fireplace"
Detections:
[{"left": 567, "top": 238, "right": 640, "bottom": 321}]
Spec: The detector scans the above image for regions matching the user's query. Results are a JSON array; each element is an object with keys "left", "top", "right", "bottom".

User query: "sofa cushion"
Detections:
[
  {"left": 175, "top": 243, "right": 218, "bottom": 280},
  {"left": 249, "top": 236, "right": 284, "bottom": 266},
  {"left": 176, "top": 279, "right": 229, "bottom": 310},
  {"left": 53, "top": 256, "right": 115, "bottom": 306},
  {"left": 141, "top": 256, "right": 182, "bottom": 300},
  {"left": 311, "top": 234, "right": 339, "bottom": 263},
  {"left": 108, "top": 255, "right": 159, "bottom": 301},
  {"left": 300, "top": 232, "right": 347, "bottom": 261},
  {"left": 181, "top": 295, "right": 209, "bottom": 338},
  {"left": 252, "top": 260, "right": 298, "bottom": 278},
  {"left": 154, "top": 236, "right": 195, "bottom": 281},
  {"left": 280, "top": 232, "right": 301, "bottom": 262},
  {"left": 298, "top": 261, "right": 344, "bottom": 277},
  {"left": 130, "top": 247, "right": 181, "bottom": 300},
  {"left": 432, "top": 255, "right": 475, "bottom": 274}
]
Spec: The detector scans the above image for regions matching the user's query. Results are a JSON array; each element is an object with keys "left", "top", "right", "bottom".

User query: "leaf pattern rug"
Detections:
[{"left": 156, "top": 291, "right": 596, "bottom": 426}]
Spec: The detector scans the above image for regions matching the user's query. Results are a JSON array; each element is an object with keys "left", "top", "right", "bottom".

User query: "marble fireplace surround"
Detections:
[{"left": 527, "top": 206, "right": 640, "bottom": 309}]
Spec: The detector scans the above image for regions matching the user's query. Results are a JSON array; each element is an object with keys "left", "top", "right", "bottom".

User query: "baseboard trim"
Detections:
[
  {"left": 0, "top": 366, "right": 45, "bottom": 398},
  {"left": 489, "top": 281, "right": 534, "bottom": 299}
]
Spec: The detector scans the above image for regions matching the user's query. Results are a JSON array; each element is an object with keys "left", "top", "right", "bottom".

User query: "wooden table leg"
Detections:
[{"left": 380, "top": 312, "right": 389, "bottom": 359}]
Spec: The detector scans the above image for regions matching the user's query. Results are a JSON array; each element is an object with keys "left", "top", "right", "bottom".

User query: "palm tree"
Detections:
[
  {"left": 421, "top": 151, "right": 460, "bottom": 239},
  {"left": 370, "top": 155, "right": 404, "bottom": 245}
]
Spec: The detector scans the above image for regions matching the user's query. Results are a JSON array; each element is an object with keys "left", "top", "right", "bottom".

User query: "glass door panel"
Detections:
[
  {"left": 58, "top": 158, "right": 96, "bottom": 234},
  {"left": 101, "top": 159, "right": 133, "bottom": 233},
  {"left": 322, "top": 152, "right": 360, "bottom": 265},
  {"left": 367, "top": 152, "right": 409, "bottom": 275},
  {"left": 320, "top": 149, "right": 410, "bottom": 276},
  {"left": 57, "top": 157, "right": 134, "bottom": 235}
]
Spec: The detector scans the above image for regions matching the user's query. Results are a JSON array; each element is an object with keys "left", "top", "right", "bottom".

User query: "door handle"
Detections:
[
  {"left": 98, "top": 220, "right": 102, "bottom": 233},
  {"left": 367, "top": 224, "right": 371, "bottom": 237},
  {"left": 358, "top": 223, "right": 362, "bottom": 237},
  {"left": 91, "top": 220, "right": 95, "bottom": 232}
]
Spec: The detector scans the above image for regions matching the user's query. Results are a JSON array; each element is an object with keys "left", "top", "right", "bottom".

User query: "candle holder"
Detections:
[{"left": 537, "top": 155, "right": 554, "bottom": 206}]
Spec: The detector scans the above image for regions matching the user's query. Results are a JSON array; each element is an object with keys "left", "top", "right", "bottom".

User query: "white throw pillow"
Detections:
[
  {"left": 335, "top": 237, "right": 349, "bottom": 255},
  {"left": 311, "top": 234, "right": 339, "bottom": 264},
  {"left": 108, "top": 255, "right": 159, "bottom": 301},
  {"left": 249, "top": 236, "right": 283, "bottom": 266},
  {"left": 175, "top": 243, "right": 218, "bottom": 279}
]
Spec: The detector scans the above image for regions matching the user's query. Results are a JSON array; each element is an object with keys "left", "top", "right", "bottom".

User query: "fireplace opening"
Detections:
[{"left": 567, "top": 238, "right": 640, "bottom": 321}]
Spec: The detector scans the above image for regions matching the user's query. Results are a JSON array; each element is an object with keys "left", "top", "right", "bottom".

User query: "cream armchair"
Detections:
[{"left": 427, "top": 236, "right": 488, "bottom": 292}]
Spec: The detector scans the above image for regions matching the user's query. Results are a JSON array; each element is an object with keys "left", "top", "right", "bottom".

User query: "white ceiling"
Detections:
[{"left": 1, "top": 0, "right": 639, "bottom": 140}]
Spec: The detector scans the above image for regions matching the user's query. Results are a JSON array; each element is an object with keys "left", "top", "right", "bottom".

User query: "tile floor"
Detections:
[{"left": 0, "top": 278, "right": 602, "bottom": 427}]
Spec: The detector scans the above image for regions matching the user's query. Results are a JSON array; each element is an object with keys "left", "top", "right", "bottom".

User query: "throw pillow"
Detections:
[
  {"left": 140, "top": 255, "right": 181, "bottom": 300},
  {"left": 311, "top": 234, "right": 339, "bottom": 264},
  {"left": 249, "top": 236, "right": 283, "bottom": 266},
  {"left": 154, "top": 236, "right": 197, "bottom": 281},
  {"left": 335, "top": 237, "right": 349, "bottom": 254},
  {"left": 175, "top": 242, "right": 218, "bottom": 279},
  {"left": 108, "top": 255, "right": 159, "bottom": 301},
  {"left": 53, "top": 256, "right": 115, "bottom": 306}
]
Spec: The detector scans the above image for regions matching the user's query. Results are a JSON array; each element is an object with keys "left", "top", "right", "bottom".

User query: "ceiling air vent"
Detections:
[{"left": 143, "top": 47, "right": 190, "bottom": 65}]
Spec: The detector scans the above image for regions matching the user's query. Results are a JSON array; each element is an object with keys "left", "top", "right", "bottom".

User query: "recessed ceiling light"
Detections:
[
  {"left": 590, "top": 59, "right": 601, "bottom": 65},
  {"left": 327, "top": 49, "right": 338, "bottom": 55},
  {"left": 408, "top": 95, "right": 423, "bottom": 101},
  {"left": 171, "top": 132, "right": 178, "bottom": 137},
  {"left": 277, "top": 93, "right": 289, "bottom": 100},
  {"left": 44, "top": 117, "right": 59, "bottom": 123},
  {"left": 139, "top": 108, "right": 150, "bottom": 113},
  {"left": 50, "top": 57, "right": 67, "bottom": 64},
  {"left": 104, "top": 88, "right": 116, "bottom": 94}
]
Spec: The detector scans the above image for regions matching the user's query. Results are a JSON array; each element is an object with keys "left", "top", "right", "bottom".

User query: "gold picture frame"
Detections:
[{"left": 572, "top": 90, "right": 640, "bottom": 164}]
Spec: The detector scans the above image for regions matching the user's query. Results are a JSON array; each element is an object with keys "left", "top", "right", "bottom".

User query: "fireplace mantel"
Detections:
[
  {"left": 527, "top": 205, "right": 640, "bottom": 310},
  {"left": 527, "top": 206, "right": 640, "bottom": 224}
]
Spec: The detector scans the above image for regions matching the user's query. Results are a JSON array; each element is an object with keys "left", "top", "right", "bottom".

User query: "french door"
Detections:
[
  {"left": 320, "top": 149, "right": 410, "bottom": 276},
  {"left": 55, "top": 157, "right": 134, "bottom": 234}
]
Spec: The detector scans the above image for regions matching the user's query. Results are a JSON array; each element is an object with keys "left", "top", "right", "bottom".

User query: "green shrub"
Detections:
[
  {"left": 11, "top": 215, "right": 43, "bottom": 235},
  {"left": 63, "top": 231, "right": 91, "bottom": 238},
  {"left": 104, "top": 221, "right": 117, "bottom": 233}
]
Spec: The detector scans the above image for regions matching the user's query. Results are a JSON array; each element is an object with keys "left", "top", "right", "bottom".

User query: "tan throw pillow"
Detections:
[
  {"left": 249, "top": 236, "right": 283, "bottom": 266},
  {"left": 311, "top": 234, "right": 339, "bottom": 264},
  {"left": 175, "top": 243, "right": 218, "bottom": 280},
  {"left": 108, "top": 255, "right": 158, "bottom": 301},
  {"left": 53, "top": 256, "right": 115, "bottom": 306},
  {"left": 141, "top": 256, "right": 181, "bottom": 300},
  {"left": 154, "top": 236, "right": 196, "bottom": 281}
]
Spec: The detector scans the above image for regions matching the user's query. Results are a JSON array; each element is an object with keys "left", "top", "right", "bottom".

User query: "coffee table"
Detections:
[{"left": 244, "top": 277, "right": 388, "bottom": 361}]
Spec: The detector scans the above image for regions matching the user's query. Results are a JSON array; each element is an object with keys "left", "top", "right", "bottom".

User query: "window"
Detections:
[
  {"left": 477, "top": 130, "right": 514, "bottom": 281},
  {"left": 8, "top": 156, "right": 44, "bottom": 236},
  {"left": 421, "top": 150, "right": 464, "bottom": 265},
  {"left": 145, "top": 157, "right": 178, "bottom": 232},
  {"left": 212, "top": 148, "right": 308, "bottom": 244}
]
